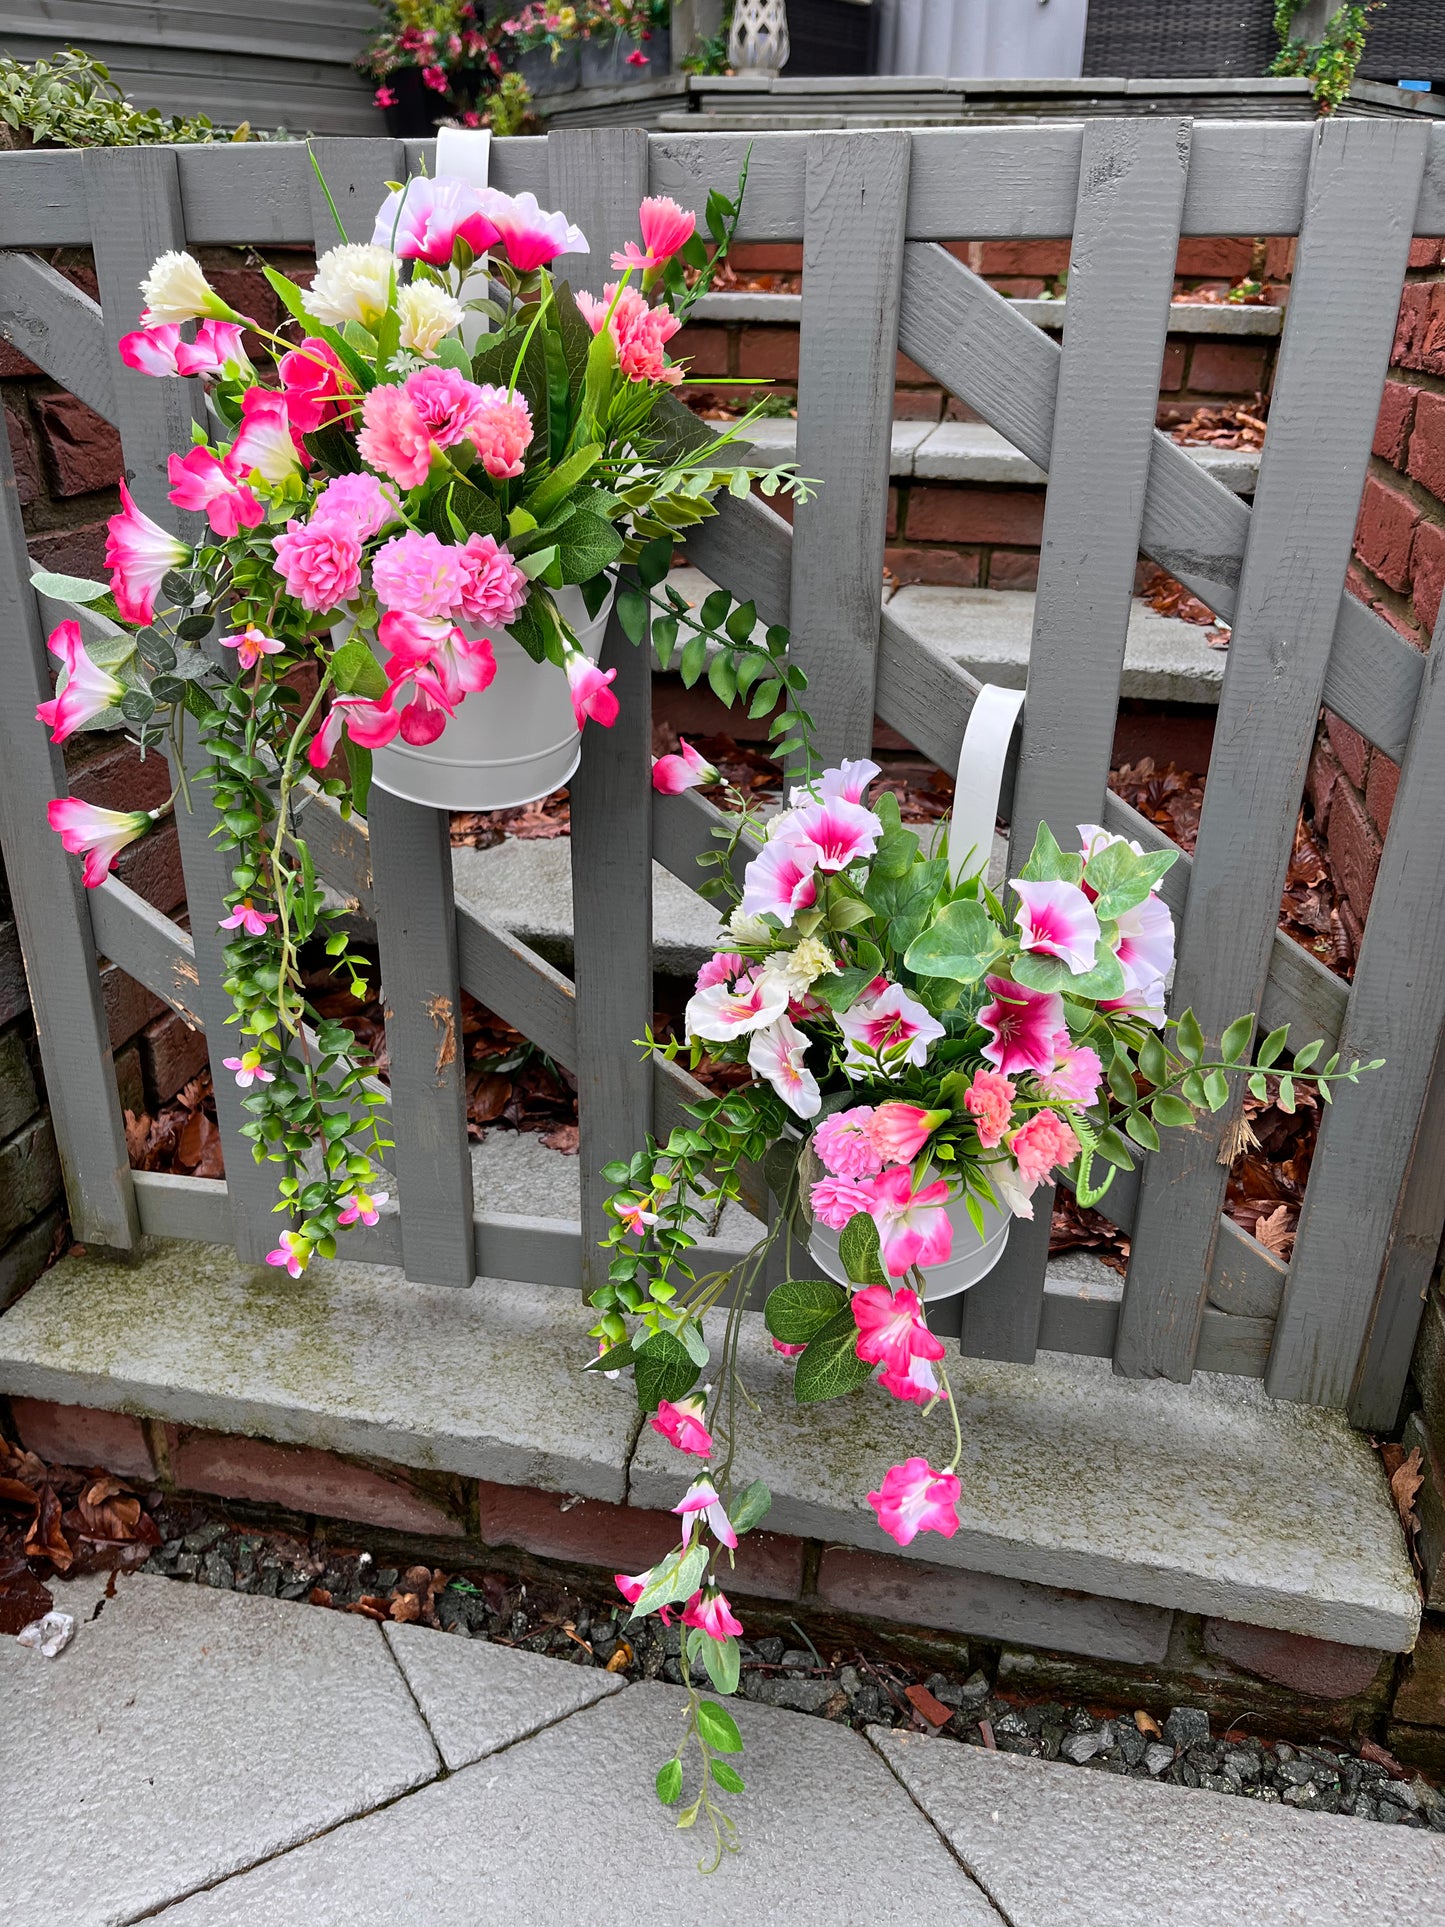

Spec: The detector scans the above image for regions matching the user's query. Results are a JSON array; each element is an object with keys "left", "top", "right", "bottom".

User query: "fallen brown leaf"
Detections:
[
  {"left": 541, "top": 1122, "right": 580, "bottom": 1155},
  {"left": 1390, "top": 1446, "right": 1424, "bottom": 1537},
  {"left": 1360, "top": 1737, "right": 1408, "bottom": 1779},
  {"left": 1134, "top": 1709, "right": 1162, "bottom": 1737},
  {"left": 1253, "top": 1204, "right": 1296, "bottom": 1259},
  {"left": 905, "top": 1683, "right": 954, "bottom": 1729},
  {"left": 605, "top": 1639, "right": 633, "bottom": 1673},
  {"left": 345, "top": 1598, "right": 389, "bottom": 1622},
  {"left": 0, "top": 1553, "right": 53, "bottom": 1636},
  {"left": 389, "top": 1593, "right": 422, "bottom": 1623}
]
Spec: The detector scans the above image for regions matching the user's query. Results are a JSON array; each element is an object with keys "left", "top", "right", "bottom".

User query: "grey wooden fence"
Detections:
[{"left": 1, "top": 121, "right": 1443, "bottom": 1430}]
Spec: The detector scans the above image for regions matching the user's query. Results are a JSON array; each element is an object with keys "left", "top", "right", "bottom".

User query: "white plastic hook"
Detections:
[
  {"left": 948, "top": 682, "right": 1026, "bottom": 886},
  {"left": 433, "top": 127, "right": 493, "bottom": 351}
]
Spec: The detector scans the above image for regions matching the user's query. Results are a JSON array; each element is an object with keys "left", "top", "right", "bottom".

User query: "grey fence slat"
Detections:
[
  {"left": 367, "top": 788, "right": 475, "bottom": 1287},
  {"left": 651, "top": 786, "right": 751, "bottom": 896},
  {"left": 547, "top": 124, "right": 649, "bottom": 298},
  {"left": 961, "top": 118, "right": 1191, "bottom": 1367},
  {"left": 90, "top": 877, "right": 205, "bottom": 1029},
  {"left": 1268, "top": 617, "right": 1445, "bottom": 1413},
  {"left": 1115, "top": 116, "right": 1428, "bottom": 1386},
  {"left": 305, "top": 136, "right": 404, "bottom": 247},
  {"left": 133, "top": 1171, "right": 229, "bottom": 1243},
  {"left": 898, "top": 239, "right": 1426, "bottom": 767},
  {"left": 1209, "top": 1219, "right": 1288, "bottom": 1322},
  {"left": 0, "top": 254, "right": 113, "bottom": 421},
  {"left": 786, "top": 132, "right": 911, "bottom": 765},
  {"left": 0, "top": 427, "right": 138, "bottom": 1249}
]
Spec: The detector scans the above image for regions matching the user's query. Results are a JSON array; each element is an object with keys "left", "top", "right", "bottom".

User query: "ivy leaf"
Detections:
[
  {"left": 903, "top": 898, "right": 1004, "bottom": 985},
  {"left": 794, "top": 1305, "right": 874, "bottom": 1404},
  {"left": 865, "top": 855, "right": 949, "bottom": 958},
  {"left": 764, "top": 1277, "right": 846, "bottom": 1345},
  {"left": 633, "top": 1330, "right": 700, "bottom": 1411},
  {"left": 1019, "top": 821, "right": 1083, "bottom": 885}
]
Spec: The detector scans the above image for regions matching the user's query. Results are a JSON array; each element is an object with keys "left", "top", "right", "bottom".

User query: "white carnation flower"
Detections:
[
  {"left": 728, "top": 907, "right": 771, "bottom": 945},
  {"left": 397, "top": 280, "right": 464, "bottom": 357},
  {"left": 139, "top": 251, "right": 228, "bottom": 326},
  {"left": 307, "top": 244, "right": 394, "bottom": 330},
  {"left": 761, "top": 936, "right": 837, "bottom": 1002}
]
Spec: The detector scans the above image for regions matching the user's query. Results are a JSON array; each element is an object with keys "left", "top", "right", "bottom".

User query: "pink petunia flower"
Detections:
[
  {"left": 35, "top": 620, "right": 123, "bottom": 743},
  {"left": 564, "top": 651, "right": 618, "bottom": 730},
  {"left": 457, "top": 533, "right": 527, "bottom": 626},
  {"left": 610, "top": 194, "right": 697, "bottom": 271},
  {"left": 977, "top": 974, "right": 1066, "bottom": 1078},
  {"left": 963, "top": 1068, "right": 1016, "bottom": 1149},
  {"left": 118, "top": 323, "right": 185, "bottom": 378},
  {"left": 356, "top": 382, "right": 434, "bottom": 489},
  {"left": 809, "top": 1174, "right": 877, "bottom": 1231},
  {"left": 865, "top": 1165, "right": 954, "bottom": 1278},
  {"left": 278, "top": 338, "right": 356, "bottom": 437},
  {"left": 685, "top": 965, "right": 788, "bottom": 1043},
  {"left": 694, "top": 951, "right": 745, "bottom": 994},
  {"left": 878, "top": 1354, "right": 944, "bottom": 1407},
  {"left": 837, "top": 981, "right": 945, "bottom": 1076},
  {"left": 851, "top": 1283, "right": 945, "bottom": 1379},
  {"left": 265, "top": 1229, "right": 310, "bottom": 1278},
  {"left": 1035, "top": 1037, "right": 1104, "bottom": 1107},
  {"left": 681, "top": 1589, "right": 744, "bottom": 1640},
  {"left": 166, "top": 445, "right": 263, "bottom": 539},
  {"left": 652, "top": 738, "right": 718, "bottom": 794},
  {"left": 867, "top": 1102, "right": 949, "bottom": 1166},
  {"left": 466, "top": 384, "right": 533, "bottom": 479},
  {"left": 227, "top": 386, "right": 309, "bottom": 484},
  {"left": 311, "top": 471, "right": 398, "bottom": 541},
  {"left": 650, "top": 1395, "right": 713, "bottom": 1457},
  {"left": 747, "top": 1014, "right": 821, "bottom": 1118},
  {"left": 673, "top": 1476, "right": 737, "bottom": 1550},
  {"left": 1077, "top": 821, "right": 1144, "bottom": 866},
  {"left": 372, "top": 530, "right": 470, "bottom": 618},
  {"left": 222, "top": 1049, "right": 274, "bottom": 1088},
  {"left": 868, "top": 1457, "right": 961, "bottom": 1548},
  {"left": 372, "top": 174, "right": 500, "bottom": 265},
  {"left": 177, "top": 319, "right": 252, "bottom": 380},
  {"left": 47, "top": 797, "right": 151, "bottom": 888},
  {"left": 219, "top": 899, "right": 278, "bottom": 937},
  {"left": 1009, "top": 1108, "right": 1080, "bottom": 1190},
  {"left": 338, "top": 1188, "right": 388, "bottom": 1226},
  {"left": 1113, "top": 891, "right": 1174, "bottom": 993},
  {"left": 477, "top": 187, "right": 587, "bottom": 271},
  {"left": 105, "top": 480, "right": 190, "bottom": 625},
  {"left": 272, "top": 516, "right": 363, "bottom": 614},
  {"left": 786, "top": 797, "right": 882, "bottom": 873},
  {"left": 814, "top": 1106, "right": 882, "bottom": 1179},
  {"left": 1011, "top": 877, "right": 1102, "bottom": 976}
]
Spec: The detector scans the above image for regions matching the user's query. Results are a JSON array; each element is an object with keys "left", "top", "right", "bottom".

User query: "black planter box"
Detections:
[{"left": 1082, "top": 0, "right": 1278, "bottom": 79}]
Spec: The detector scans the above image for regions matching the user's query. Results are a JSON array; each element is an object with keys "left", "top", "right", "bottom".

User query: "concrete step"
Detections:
[
  {"left": 0, "top": 1236, "right": 1419, "bottom": 1653},
  {"left": 690, "top": 289, "right": 1285, "bottom": 342}
]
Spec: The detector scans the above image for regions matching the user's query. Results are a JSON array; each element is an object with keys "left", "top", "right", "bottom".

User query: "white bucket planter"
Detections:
[
  {"left": 363, "top": 584, "right": 613, "bottom": 813},
  {"left": 808, "top": 1192, "right": 1012, "bottom": 1302}
]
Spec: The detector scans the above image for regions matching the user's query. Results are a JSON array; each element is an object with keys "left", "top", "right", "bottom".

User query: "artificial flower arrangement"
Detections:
[
  {"left": 588, "top": 751, "right": 1381, "bottom": 1862},
  {"left": 33, "top": 154, "right": 815, "bottom": 1280},
  {"left": 360, "top": 0, "right": 500, "bottom": 123}
]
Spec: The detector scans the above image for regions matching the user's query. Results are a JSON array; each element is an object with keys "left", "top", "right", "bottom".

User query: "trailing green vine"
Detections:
[{"left": 1271, "top": 0, "right": 1382, "bottom": 114}]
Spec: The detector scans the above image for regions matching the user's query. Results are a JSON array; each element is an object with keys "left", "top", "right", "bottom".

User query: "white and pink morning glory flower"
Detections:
[
  {"left": 864, "top": 1166, "right": 954, "bottom": 1277},
  {"left": 867, "top": 1456, "right": 961, "bottom": 1548},
  {"left": 1011, "top": 877, "right": 1101, "bottom": 975},
  {"left": 977, "top": 974, "right": 1066, "bottom": 1077},
  {"left": 35, "top": 621, "right": 123, "bottom": 744},
  {"left": 837, "top": 981, "right": 944, "bottom": 1076},
  {"left": 739, "top": 832, "right": 819, "bottom": 924},
  {"left": 685, "top": 965, "right": 789, "bottom": 1043},
  {"left": 46, "top": 798, "right": 152, "bottom": 888},
  {"left": 786, "top": 796, "right": 882, "bottom": 873},
  {"left": 1113, "top": 890, "right": 1174, "bottom": 992},
  {"left": 747, "top": 1014, "right": 821, "bottom": 1118},
  {"left": 673, "top": 1476, "right": 738, "bottom": 1550}
]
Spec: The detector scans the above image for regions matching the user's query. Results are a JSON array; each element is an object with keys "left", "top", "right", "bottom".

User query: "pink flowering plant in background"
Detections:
[
  {"left": 31, "top": 152, "right": 816, "bottom": 1300},
  {"left": 585, "top": 757, "right": 1379, "bottom": 1849}
]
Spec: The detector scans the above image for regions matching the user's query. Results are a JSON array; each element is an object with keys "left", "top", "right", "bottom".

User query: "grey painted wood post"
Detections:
[
  {"left": 959, "top": 118, "right": 1191, "bottom": 1365},
  {"left": 788, "top": 131, "right": 912, "bottom": 768},
  {"left": 1115, "top": 116, "right": 1429, "bottom": 1384},
  {"left": 548, "top": 128, "right": 654, "bottom": 1294}
]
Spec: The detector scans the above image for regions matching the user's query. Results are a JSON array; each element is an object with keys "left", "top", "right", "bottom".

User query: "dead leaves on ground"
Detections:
[
  {"left": 0, "top": 1437, "right": 158, "bottom": 1632},
  {"left": 125, "top": 1073, "right": 224, "bottom": 1180}
]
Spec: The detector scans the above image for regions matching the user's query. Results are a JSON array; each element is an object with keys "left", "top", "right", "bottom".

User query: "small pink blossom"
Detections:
[
  {"left": 356, "top": 382, "right": 433, "bottom": 489},
  {"left": 610, "top": 194, "right": 696, "bottom": 271},
  {"left": 219, "top": 900, "right": 277, "bottom": 937},
  {"left": 650, "top": 1396, "right": 712, "bottom": 1458},
  {"left": 686, "top": 965, "right": 788, "bottom": 1043},
  {"left": 166, "top": 445, "right": 263, "bottom": 538},
  {"left": 865, "top": 1166, "right": 954, "bottom": 1278},
  {"left": 228, "top": 386, "right": 309, "bottom": 483},
  {"left": 372, "top": 174, "right": 500, "bottom": 264},
  {"left": 457, "top": 533, "right": 527, "bottom": 626},
  {"left": 265, "top": 1229, "right": 310, "bottom": 1278},
  {"left": 35, "top": 621, "right": 123, "bottom": 743},
  {"left": 977, "top": 974, "right": 1066, "bottom": 1078},
  {"left": 652, "top": 738, "right": 718, "bottom": 794},
  {"left": 466, "top": 383, "right": 533, "bottom": 479},
  {"left": 867, "top": 1102, "right": 949, "bottom": 1166},
  {"left": 694, "top": 952, "right": 745, "bottom": 995},
  {"left": 312, "top": 471, "right": 398, "bottom": 540},
  {"left": 478, "top": 187, "right": 587, "bottom": 271},
  {"left": 851, "top": 1283, "right": 945, "bottom": 1379},
  {"left": 47, "top": 797, "right": 150, "bottom": 888},
  {"left": 837, "top": 982, "right": 945, "bottom": 1076},
  {"left": 673, "top": 1476, "right": 737, "bottom": 1550},
  {"left": 338, "top": 1188, "right": 388, "bottom": 1226},
  {"left": 565, "top": 651, "right": 618, "bottom": 730},
  {"left": 1012, "top": 877, "right": 1102, "bottom": 976},
  {"left": 814, "top": 1107, "right": 883, "bottom": 1179},
  {"left": 868, "top": 1457, "right": 961, "bottom": 1548},
  {"left": 272, "top": 516, "right": 363, "bottom": 613},
  {"left": 223, "top": 1049, "right": 274, "bottom": 1088},
  {"left": 105, "top": 481, "right": 190, "bottom": 625},
  {"left": 681, "top": 1589, "right": 744, "bottom": 1640},
  {"left": 809, "top": 1174, "right": 877, "bottom": 1231},
  {"left": 373, "top": 529, "right": 470, "bottom": 618},
  {"left": 616, "top": 1197, "right": 658, "bottom": 1236},
  {"left": 375, "top": 85, "right": 397, "bottom": 107},
  {"left": 278, "top": 338, "right": 356, "bottom": 436},
  {"left": 577, "top": 282, "right": 683, "bottom": 385},
  {"left": 964, "top": 1069, "right": 1016, "bottom": 1149},
  {"left": 748, "top": 1014, "right": 821, "bottom": 1118},
  {"left": 1009, "top": 1109, "right": 1080, "bottom": 1189},
  {"left": 739, "top": 833, "right": 818, "bottom": 925},
  {"left": 1036, "top": 1037, "right": 1104, "bottom": 1106}
]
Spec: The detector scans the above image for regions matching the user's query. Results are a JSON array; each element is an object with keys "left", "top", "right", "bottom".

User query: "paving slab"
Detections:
[
  {"left": 0, "top": 1238, "right": 638, "bottom": 1500},
  {"left": 627, "top": 1311, "right": 1419, "bottom": 1649},
  {"left": 871, "top": 1730, "right": 1445, "bottom": 1926},
  {"left": 383, "top": 1619, "right": 623, "bottom": 1769},
  {"left": 2, "top": 1571, "right": 439, "bottom": 1927},
  {"left": 155, "top": 1681, "right": 998, "bottom": 1925},
  {"left": 890, "top": 584, "right": 1226, "bottom": 705}
]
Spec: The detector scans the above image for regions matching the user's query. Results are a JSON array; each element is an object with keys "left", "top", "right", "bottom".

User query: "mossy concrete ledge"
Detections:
[{"left": 0, "top": 1238, "right": 1422, "bottom": 1653}]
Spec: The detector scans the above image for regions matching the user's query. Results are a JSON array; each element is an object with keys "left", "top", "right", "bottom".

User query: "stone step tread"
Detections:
[
  {"left": 0, "top": 1238, "right": 1418, "bottom": 1651},
  {"left": 691, "top": 289, "right": 1285, "bottom": 338}
]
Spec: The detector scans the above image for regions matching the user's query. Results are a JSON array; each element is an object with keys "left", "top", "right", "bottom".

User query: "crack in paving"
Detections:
[{"left": 864, "top": 1727, "right": 1021, "bottom": 1927}]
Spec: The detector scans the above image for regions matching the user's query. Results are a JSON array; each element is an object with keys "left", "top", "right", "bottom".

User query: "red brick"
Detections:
[
  {"left": 1410, "top": 516, "right": 1445, "bottom": 634},
  {"left": 1407, "top": 389, "right": 1445, "bottom": 499},
  {"left": 892, "top": 387, "right": 943, "bottom": 420},
  {"left": 886, "top": 486, "right": 898, "bottom": 538},
  {"left": 206, "top": 268, "right": 280, "bottom": 333},
  {"left": 1325, "top": 707, "right": 1370, "bottom": 789},
  {"left": 99, "top": 961, "right": 167, "bottom": 1051},
  {"left": 113, "top": 822, "right": 186, "bottom": 916},
  {"left": 1202, "top": 1618, "right": 1386, "bottom": 1699},
  {"left": 987, "top": 549, "right": 1040, "bottom": 590},
  {"left": 1366, "top": 751, "right": 1400, "bottom": 836},
  {"left": 476, "top": 1479, "right": 804, "bottom": 1599},
  {"left": 28, "top": 519, "right": 111, "bottom": 580},
  {"left": 884, "top": 546, "right": 982, "bottom": 588},
  {"left": 905, "top": 484, "right": 1045, "bottom": 548},
  {"left": 67, "top": 736, "right": 174, "bottom": 814},
  {"left": 11, "top": 1397, "right": 156, "bottom": 1480},
  {"left": 0, "top": 337, "right": 41, "bottom": 377},
  {"left": 1187, "top": 340, "right": 1270, "bottom": 396},
  {"left": 1306, "top": 737, "right": 1343, "bottom": 831},
  {"left": 5, "top": 406, "right": 40, "bottom": 507},
  {"left": 895, "top": 348, "right": 932, "bottom": 385},
  {"left": 966, "top": 240, "right": 1070, "bottom": 278},
  {"left": 1345, "top": 562, "right": 1373, "bottom": 605},
  {"left": 1175, "top": 237, "right": 1255, "bottom": 280},
  {"left": 1265, "top": 236, "right": 1295, "bottom": 284},
  {"left": 1409, "top": 238, "right": 1445, "bottom": 269},
  {"left": 1393, "top": 1618, "right": 1445, "bottom": 1724},
  {"left": 139, "top": 1008, "right": 208, "bottom": 1106},
  {"left": 817, "top": 1544, "right": 1027, "bottom": 1641},
  {"left": 1355, "top": 476, "right": 1420, "bottom": 592},
  {"left": 1327, "top": 779, "right": 1384, "bottom": 922},
  {"left": 168, "top": 1426, "right": 468, "bottom": 1536},
  {"left": 1394, "top": 282, "right": 1445, "bottom": 375},
  {"left": 737, "top": 325, "right": 799, "bottom": 381},
  {"left": 943, "top": 396, "right": 982, "bottom": 423},
  {"left": 728, "top": 243, "right": 801, "bottom": 273},
  {"left": 1159, "top": 342, "right": 1186, "bottom": 392},
  {"left": 675, "top": 323, "right": 729, "bottom": 378},
  {"left": 1374, "top": 380, "right": 1419, "bottom": 466},
  {"left": 36, "top": 391, "right": 124, "bottom": 496},
  {"left": 1339, "top": 896, "right": 1365, "bottom": 960},
  {"left": 988, "top": 277, "right": 1046, "bottom": 299}
]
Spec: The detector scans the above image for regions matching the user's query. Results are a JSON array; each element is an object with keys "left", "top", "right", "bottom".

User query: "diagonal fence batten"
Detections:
[{"left": 0, "top": 122, "right": 1440, "bottom": 1415}]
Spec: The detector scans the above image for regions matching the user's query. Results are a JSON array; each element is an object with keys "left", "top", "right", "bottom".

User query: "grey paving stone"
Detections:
[
  {"left": 0, "top": 1238, "right": 638, "bottom": 1500},
  {"left": 871, "top": 1731, "right": 1445, "bottom": 1926},
  {"left": 383, "top": 1620, "right": 623, "bottom": 1769},
  {"left": 471, "top": 1126, "right": 580, "bottom": 1217},
  {"left": 2, "top": 1572, "right": 439, "bottom": 1927},
  {"left": 156, "top": 1683, "right": 998, "bottom": 1925},
  {"left": 890, "top": 584, "right": 1226, "bottom": 705},
  {"left": 627, "top": 1311, "right": 1419, "bottom": 1650}
]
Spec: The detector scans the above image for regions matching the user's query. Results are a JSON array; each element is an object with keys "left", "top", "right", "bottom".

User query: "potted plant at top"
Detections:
[
  {"left": 359, "top": 0, "right": 502, "bottom": 134},
  {"left": 580, "top": 0, "right": 672, "bottom": 85},
  {"left": 500, "top": 4, "right": 584, "bottom": 95}
]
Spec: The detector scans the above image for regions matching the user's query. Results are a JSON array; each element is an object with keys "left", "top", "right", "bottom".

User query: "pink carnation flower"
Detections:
[
  {"left": 1009, "top": 1108, "right": 1081, "bottom": 1189},
  {"left": 964, "top": 1069, "right": 1016, "bottom": 1149},
  {"left": 272, "top": 516, "right": 363, "bottom": 613},
  {"left": 467, "top": 384, "right": 533, "bottom": 479},
  {"left": 814, "top": 1106, "right": 882, "bottom": 1179},
  {"left": 405, "top": 364, "right": 490, "bottom": 448},
  {"left": 867, "top": 1102, "right": 948, "bottom": 1166},
  {"left": 577, "top": 282, "right": 683, "bottom": 386},
  {"left": 372, "top": 529, "right": 470, "bottom": 618},
  {"left": 356, "top": 382, "right": 433, "bottom": 489},
  {"left": 458, "top": 532, "right": 527, "bottom": 626},
  {"left": 1035, "top": 1037, "right": 1104, "bottom": 1107},
  {"left": 867, "top": 1457, "right": 961, "bottom": 1548},
  {"left": 312, "top": 471, "right": 398, "bottom": 541},
  {"left": 809, "top": 1175, "right": 876, "bottom": 1232},
  {"left": 694, "top": 951, "right": 745, "bottom": 994}
]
